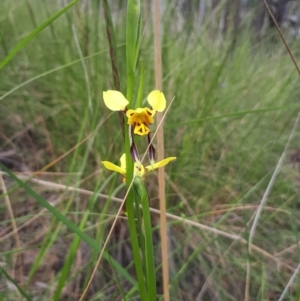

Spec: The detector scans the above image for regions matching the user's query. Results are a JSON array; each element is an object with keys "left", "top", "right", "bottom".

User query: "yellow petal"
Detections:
[
  {"left": 147, "top": 90, "right": 166, "bottom": 112},
  {"left": 102, "top": 161, "right": 126, "bottom": 175},
  {"left": 145, "top": 157, "right": 176, "bottom": 172},
  {"left": 120, "top": 153, "right": 126, "bottom": 170},
  {"left": 103, "top": 90, "right": 129, "bottom": 111}
]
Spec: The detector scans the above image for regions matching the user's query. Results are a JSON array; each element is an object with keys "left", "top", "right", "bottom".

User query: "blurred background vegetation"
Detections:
[{"left": 1, "top": 0, "right": 300, "bottom": 300}]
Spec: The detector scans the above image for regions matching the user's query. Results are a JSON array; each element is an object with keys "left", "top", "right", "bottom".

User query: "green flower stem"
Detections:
[
  {"left": 126, "top": 187, "right": 148, "bottom": 301},
  {"left": 125, "top": 0, "right": 140, "bottom": 202},
  {"left": 134, "top": 192, "right": 146, "bottom": 262},
  {"left": 125, "top": 2, "right": 149, "bottom": 300},
  {"left": 134, "top": 177, "right": 157, "bottom": 300}
]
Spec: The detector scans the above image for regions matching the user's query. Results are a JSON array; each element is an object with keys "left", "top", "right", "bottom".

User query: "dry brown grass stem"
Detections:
[
  {"left": 33, "top": 114, "right": 110, "bottom": 176},
  {"left": 275, "top": 242, "right": 300, "bottom": 257},
  {"left": 278, "top": 263, "right": 300, "bottom": 301},
  {"left": 165, "top": 174, "right": 195, "bottom": 216},
  {"left": 153, "top": 0, "right": 170, "bottom": 299},
  {"left": 263, "top": 0, "right": 300, "bottom": 76},
  {"left": 0, "top": 194, "right": 63, "bottom": 243},
  {"left": 2, "top": 172, "right": 295, "bottom": 274}
]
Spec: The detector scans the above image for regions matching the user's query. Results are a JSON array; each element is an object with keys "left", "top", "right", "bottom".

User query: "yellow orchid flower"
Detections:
[
  {"left": 103, "top": 90, "right": 166, "bottom": 136},
  {"left": 101, "top": 153, "right": 176, "bottom": 180}
]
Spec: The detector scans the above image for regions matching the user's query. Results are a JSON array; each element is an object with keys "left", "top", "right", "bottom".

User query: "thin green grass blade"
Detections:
[
  {"left": 126, "top": 0, "right": 140, "bottom": 103},
  {"left": 27, "top": 103, "right": 92, "bottom": 291},
  {"left": 26, "top": 217, "right": 61, "bottom": 286},
  {"left": 168, "top": 104, "right": 300, "bottom": 128},
  {"left": 125, "top": 0, "right": 141, "bottom": 197},
  {"left": 170, "top": 235, "right": 211, "bottom": 287},
  {"left": 134, "top": 5, "right": 142, "bottom": 68},
  {"left": 0, "top": 0, "right": 79, "bottom": 69},
  {"left": 0, "top": 266, "right": 33, "bottom": 301},
  {"left": 0, "top": 163, "right": 136, "bottom": 286},
  {"left": 25, "top": 98, "right": 97, "bottom": 291},
  {"left": 124, "top": 1, "right": 147, "bottom": 300},
  {"left": 136, "top": 62, "right": 145, "bottom": 108},
  {"left": 0, "top": 2, "right": 10, "bottom": 44},
  {"left": 0, "top": 43, "right": 125, "bottom": 101}
]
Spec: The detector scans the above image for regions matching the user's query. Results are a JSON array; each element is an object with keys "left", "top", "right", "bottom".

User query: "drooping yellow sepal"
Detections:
[
  {"left": 145, "top": 157, "right": 176, "bottom": 172},
  {"left": 101, "top": 161, "right": 126, "bottom": 176},
  {"left": 101, "top": 154, "right": 126, "bottom": 176}
]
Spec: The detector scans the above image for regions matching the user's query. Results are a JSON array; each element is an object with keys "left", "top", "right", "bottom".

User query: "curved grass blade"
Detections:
[
  {"left": 0, "top": 46, "right": 125, "bottom": 102},
  {"left": 167, "top": 104, "right": 300, "bottom": 128},
  {"left": 0, "top": 0, "right": 79, "bottom": 70},
  {"left": 0, "top": 163, "right": 136, "bottom": 286},
  {"left": 0, "top": 266, "right": 33, "bottom": 301},
  {"left": 136, "top": 62, "right": 144, "bottom": 108}
]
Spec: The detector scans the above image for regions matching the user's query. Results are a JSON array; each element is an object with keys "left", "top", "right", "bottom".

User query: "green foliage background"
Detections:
[{"left": 1, "top": 0, "right": 300, "bottom": 300}]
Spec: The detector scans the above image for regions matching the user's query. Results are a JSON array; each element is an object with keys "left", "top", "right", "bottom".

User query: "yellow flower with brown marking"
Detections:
[{"left": 103, "top": 90, "right": 166, "bottom": 136}]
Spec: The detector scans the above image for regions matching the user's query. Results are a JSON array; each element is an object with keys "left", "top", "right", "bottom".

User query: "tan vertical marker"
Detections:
[{"left": 153, "top": 0, "right": 170, "bottom": 300}]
